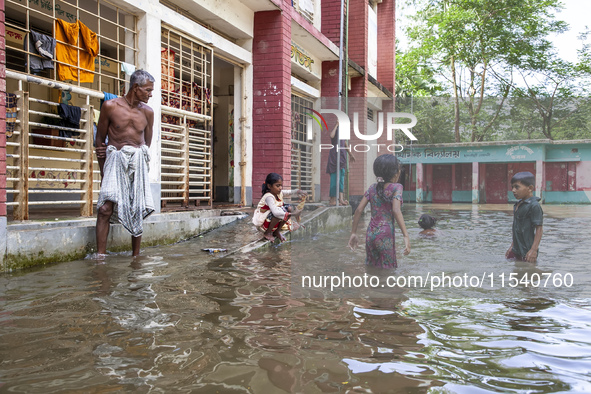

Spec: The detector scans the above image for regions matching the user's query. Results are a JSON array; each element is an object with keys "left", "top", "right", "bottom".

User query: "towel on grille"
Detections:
[
  {"left": 97, "top": 145, "right": 155, "bottom": 236},
  {"left": 26, "top": 29, "right": 56, "bottom": 73},
  {"left": 58, "top": 103, "right": 81, "bottom": 138}
]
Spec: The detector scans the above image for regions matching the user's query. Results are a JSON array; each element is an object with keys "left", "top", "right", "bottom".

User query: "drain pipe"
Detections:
[
  {"left": 344, "top": 0, "right": 350, "bottom": 196},
  {"left": 239, "top": 66, "right": 248, "bottom": 206},
  {"left": 336, "top": 0, "right": 345, "bottom": 207}
]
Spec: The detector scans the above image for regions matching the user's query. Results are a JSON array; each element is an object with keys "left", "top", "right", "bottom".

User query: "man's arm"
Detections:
[
  {"left": 329, "top": 123, "right": 338, "bottom": 139},
  {"left": 95, "top": 102, "right": 112, "bottom": 177},
  {"left": 344, "top": 140, "right": 356, "bottom": 162},
  {"left": 144, "top": 107, "right": 154, "bottom": 148}
]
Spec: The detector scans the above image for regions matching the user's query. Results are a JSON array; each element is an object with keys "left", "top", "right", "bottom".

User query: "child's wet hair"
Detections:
[
  {"left": 373, "top": 154, "right": 401, "bottom": 197},
  {"left": 418, "top": 214, "right": 437, "bottom": 229},
  {"left": 511, "top": 171, "right": 535, "bottom": 187},
  {"left": 262, "top": 172, "right": 283, "bottom": 195}
]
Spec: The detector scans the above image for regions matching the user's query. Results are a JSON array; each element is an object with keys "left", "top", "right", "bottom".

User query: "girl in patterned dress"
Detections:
[{"left": 348, "top": 155, "right": 410, "bottom": 268}]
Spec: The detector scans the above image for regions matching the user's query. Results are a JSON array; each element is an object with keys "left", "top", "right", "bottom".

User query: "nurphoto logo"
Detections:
[{"left": 306, "top": 109, "right": 418, "bottom": 153}]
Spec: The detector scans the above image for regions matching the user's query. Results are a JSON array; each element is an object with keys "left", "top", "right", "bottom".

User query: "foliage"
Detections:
[{"left": 398, "top": 0, "right": 585, "bottom": 142}]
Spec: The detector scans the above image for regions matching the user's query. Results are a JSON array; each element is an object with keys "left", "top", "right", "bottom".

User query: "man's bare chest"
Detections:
[{"left": 111, "top": 111, "right": 148, "bottom": 132}]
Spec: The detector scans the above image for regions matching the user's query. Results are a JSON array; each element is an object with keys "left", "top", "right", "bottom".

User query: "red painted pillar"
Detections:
[
  {"left": 1, "top": 0, "right": 7, "bottom": 219},
  {"left": 321, "top": 0, "right": 345, "bottom": 46},
  {"left": 252, "top": 8, "right": 292, "bottom": 202},
  {"left": 536, "top": 159, "right": 545, "bottom": 201},
  {"left": 377, "top": 0, "right": 396, "bottom": 94},
  {"left": 1, "top": 0, "right": 7, "bottom": 267},
  {"left": 472, "top": 162, "right": 479, "bottom": 204},
  {"left": 416, "top": 163, "right": 424, "bottom": 202},
  {"left": 347, "top": 0, "right": 369, "bottom": 202}
]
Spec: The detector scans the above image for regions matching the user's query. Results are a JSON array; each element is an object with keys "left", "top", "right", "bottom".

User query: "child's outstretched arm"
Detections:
[
  {"left": 348, "top": 196, "right": 369, "bottom": 250},
  {"left": 525, "top": 225, "right": 543, "bottom": 263},
  {"left": 392, "top": 198, "right": 410, "bottom": 255}
]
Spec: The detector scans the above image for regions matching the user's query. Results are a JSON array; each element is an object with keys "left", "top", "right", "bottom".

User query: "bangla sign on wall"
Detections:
[
  {"left": 291, "top": 42, "right": 318, "bottom": 77},
  {"left": 398, "top": 144, "right": 543, "bottom": 163}
]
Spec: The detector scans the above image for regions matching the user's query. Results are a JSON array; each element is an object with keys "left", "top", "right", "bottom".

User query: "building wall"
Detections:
[
  {"left": 1, "top": 0, "right": 7, "bottom": 264},
  {"left": 400, "top": 141, "right": 591, "bottom": 204}
]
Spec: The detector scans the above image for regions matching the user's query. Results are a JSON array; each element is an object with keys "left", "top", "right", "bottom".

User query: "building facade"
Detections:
[
  {"left": 0, "top": 0, "right": 396, "bottom": 247},
  {"left": 399, "top": 140, "right": 591, "bottom": 204}
]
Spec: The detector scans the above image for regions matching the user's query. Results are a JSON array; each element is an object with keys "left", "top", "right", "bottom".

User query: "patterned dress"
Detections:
[{"left": 364, "top": 183, "right": 403, "bottom": 268}]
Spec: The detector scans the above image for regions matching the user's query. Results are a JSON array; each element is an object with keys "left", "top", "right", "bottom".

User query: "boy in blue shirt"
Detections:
[{"left": 505, "top": 172, "right": 544, "bottom": 263}]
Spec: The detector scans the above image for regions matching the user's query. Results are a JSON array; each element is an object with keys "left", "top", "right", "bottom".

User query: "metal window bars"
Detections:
[
  {"left": 5, "top": 0, "right": 137, "bottom": 91},
  {"left": 5, "top": 72, "right": 99, "bottom": 220},
  {"left": 291, "top": 94, "right": 315, "bottom": 199},
  {"left": 160, "top": 26, "right": 213, "bottom": 208}
]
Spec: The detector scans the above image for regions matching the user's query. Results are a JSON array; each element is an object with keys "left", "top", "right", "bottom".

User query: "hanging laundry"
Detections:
[
  {"left": 25, "top": 30, "right": 56, "bottom": 73},
  {"left": 93, "top": 109, "right": 101, "bottom": 126},
  {"left": 55, "top": 19, "right": 99, "bottom": 83},
  {"left": 121, "top": 62, "right": 136, "bottom": 77},
  {"left": 58, "top": 103, "right": 81, "bottom": 139},
  {"left": 100, "top": 92, "right": 118, "bottom": 109},
  {"left": 92, "top": 109, "right": 99, "bottom": 147},
  {"left": 6, "top": 93, "right": 17, "bottom": 138}
]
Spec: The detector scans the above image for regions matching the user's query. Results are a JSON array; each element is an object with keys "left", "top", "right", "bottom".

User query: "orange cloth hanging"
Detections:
[{"left": 55, "top": 19, "right": 99, "bottom": 83}]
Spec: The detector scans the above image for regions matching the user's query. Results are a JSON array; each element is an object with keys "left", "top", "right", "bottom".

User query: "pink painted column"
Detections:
[
  {"left": 416, "top": 163, "right": 424, "bottom": 203},
  {"left": 1, "top": 0, "right": 6, "bottom": 268},
  {"left": 536, "top": 159, "right": 545, "bottom": 201},
  {"left": 252, "top": 8, "right": 292, "bottom": 200},
  {"left": 472, "top": 162, "right": 479, "bottom": 204}
]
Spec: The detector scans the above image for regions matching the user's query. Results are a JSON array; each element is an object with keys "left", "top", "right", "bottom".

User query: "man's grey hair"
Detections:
[{"left": 130, "top": 69, "right": 155, "bottom": 88}]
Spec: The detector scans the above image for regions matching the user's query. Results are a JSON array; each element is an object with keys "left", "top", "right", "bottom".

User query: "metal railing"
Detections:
[
  {"left": 291, "top": 140, "right": 314, "bottom": 199},
  {"left": 160, "top": 107, "right": 212, "bottom": 207},
  {"left": 6, "top": 72, "right": 98, "bottom": 220}
]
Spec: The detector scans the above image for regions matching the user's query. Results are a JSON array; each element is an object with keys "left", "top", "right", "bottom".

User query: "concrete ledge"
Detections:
[
  {"left": 233, "top": 205, "right": 352, "bottom": 255},
  {"left": 3, "top": 210, "right": 247, "bottom": 272}
]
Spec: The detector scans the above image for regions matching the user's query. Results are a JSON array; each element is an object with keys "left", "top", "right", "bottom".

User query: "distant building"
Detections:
[
  {"left": 398, "top": 140, "right": 591, "bottom": 204},
  {"left": 1, "top": 0, "right": 397, "bottom": 221}
]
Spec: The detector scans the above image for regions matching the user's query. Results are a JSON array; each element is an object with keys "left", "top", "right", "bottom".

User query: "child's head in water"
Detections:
[
  {"left": 418, "top": 214, "right": 437, "bottom": 230},
  {"left": 262, "top": 173, "right": 283, "bottom": 196}
]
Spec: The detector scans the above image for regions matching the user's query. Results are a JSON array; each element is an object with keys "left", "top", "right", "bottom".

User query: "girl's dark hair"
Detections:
[
  {"left": 262, "top": 172, "right": 283, "bottom": 195},
  {"left": 418, "top": 214, "right": 437, "bottom": 229},
  {"left": 373, "top": 154, "right": 401, "bottom": 197}
]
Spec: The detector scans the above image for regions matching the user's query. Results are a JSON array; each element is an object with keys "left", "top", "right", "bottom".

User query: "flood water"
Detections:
[{"left": 1, "top": 204, "right": 591, "bottom": 393}]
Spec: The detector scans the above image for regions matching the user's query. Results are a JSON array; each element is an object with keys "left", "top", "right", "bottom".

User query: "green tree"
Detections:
[
  {"left": 510, "top": 45, "right": 591, "bottom": 140},
  {"left": 402, "top": 0, "right": 567, "bottom": 142}
]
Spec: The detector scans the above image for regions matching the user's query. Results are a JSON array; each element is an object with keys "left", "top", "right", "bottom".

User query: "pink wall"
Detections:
[{"left": 577, "top": 161, "right": 591, "bottom": 190}]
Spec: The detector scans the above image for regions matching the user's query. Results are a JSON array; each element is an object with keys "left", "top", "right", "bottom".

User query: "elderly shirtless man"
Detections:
[{"left": 95, "top": 70, "right": 155, "bottom": 256}]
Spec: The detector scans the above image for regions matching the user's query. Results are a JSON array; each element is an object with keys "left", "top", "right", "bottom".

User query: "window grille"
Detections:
[
  {"left": 5, "top": 0, "right": 138, "bottom": 91},
  {"left": 291, "top": 95, "right": 314, "bottom": 199},
  {"left": 4, "top": 0, "right": 136, "bottom": 220},
  {"left": 160, "top": 26, "right": 213, "bottom": 207}
]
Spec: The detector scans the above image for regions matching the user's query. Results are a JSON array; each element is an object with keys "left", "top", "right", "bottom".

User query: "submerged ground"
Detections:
[{"left": 1, "top": 204, "right": 590, "bottom": 393}]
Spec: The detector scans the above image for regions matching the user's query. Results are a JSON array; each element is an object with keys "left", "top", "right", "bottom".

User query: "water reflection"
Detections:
[{"left": 0, "top": 205, "right": 590, "bottom": 392}]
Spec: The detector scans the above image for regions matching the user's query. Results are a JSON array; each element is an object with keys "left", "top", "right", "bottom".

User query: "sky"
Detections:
[
  {"left": 550, "top": 0, "right": 591, "bottom": 63},
  {"left": 396, "top": 0, "right": 591, "bottom": 64}
]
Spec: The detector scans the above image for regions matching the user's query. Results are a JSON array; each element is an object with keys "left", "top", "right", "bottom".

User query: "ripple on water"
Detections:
[{"left": 1, "top": 205, "right": 590, "bottom": 392}]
